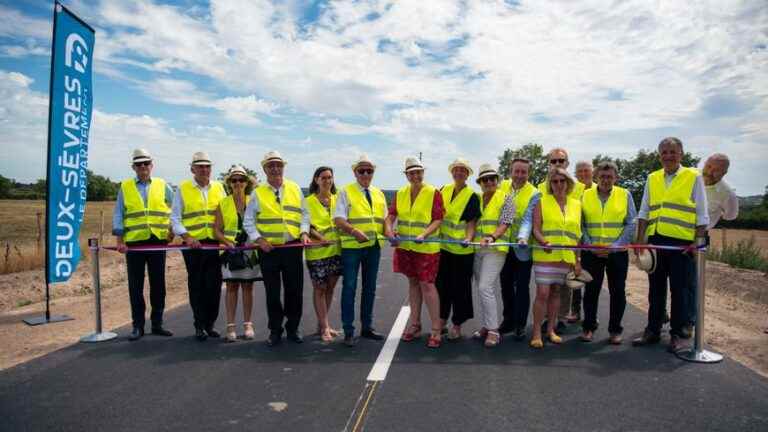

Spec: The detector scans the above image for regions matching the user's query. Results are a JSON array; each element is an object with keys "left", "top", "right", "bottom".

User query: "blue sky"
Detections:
[{"left": 0, "top": 0, "right": 766, "bottom": 195}]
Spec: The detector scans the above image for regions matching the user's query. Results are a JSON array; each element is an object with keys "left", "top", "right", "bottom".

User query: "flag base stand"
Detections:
[
  {"left": 23, "top": 314, "right": 74, "bottom": 326},
  {"left": 676, "top": 348, "right": 723, "bottom": 364},
  {"left": 80, "top": 331, "right": 117, "bottom": 343}
]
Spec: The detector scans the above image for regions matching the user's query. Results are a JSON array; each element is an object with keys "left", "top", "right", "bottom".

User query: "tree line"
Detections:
[{"left": 0, "top": 170, "right": 121, "bottom": 201}]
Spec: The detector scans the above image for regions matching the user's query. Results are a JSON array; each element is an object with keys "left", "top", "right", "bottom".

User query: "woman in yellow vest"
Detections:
[
  {"left": 472, "top": 163, "right": 515, "bottom": 348},
  {"left": 384, "top": 157, "right": 445, "bottom": 348},
  {"left": 530, "top": 167, "right": 583, "bottom": 349},
  {"left": 306, "top": 166, "right": 343, "bottom": 343},
  {"left": 214, "top": 165, "right": 259, "bottom": 342},
  {"left": 436, "top": 158, "right": 480, "bottom": 341}
]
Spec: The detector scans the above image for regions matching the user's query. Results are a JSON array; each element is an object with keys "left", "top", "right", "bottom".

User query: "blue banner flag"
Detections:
[{"left": 46, "top": 3, "right": 95, "bottom": 284}]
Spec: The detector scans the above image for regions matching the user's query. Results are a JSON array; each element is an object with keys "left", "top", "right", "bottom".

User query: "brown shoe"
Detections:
[
  {"left": 632, "top": 332, "right": 661, "bottom": 346},
  {"left": 608, "top": 333, "right": 623, "bottom": 345},
  {"left": 579, "top": 330, "right": 594, "bottom": 342}
]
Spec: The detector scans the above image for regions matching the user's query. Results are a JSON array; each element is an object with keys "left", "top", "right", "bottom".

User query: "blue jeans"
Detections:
[{"left": 341, "top": 245, "right": 381, "bottom": 336}]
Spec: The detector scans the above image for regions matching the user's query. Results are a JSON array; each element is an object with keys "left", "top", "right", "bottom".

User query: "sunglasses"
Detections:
[
  {"left": 229, "top": 177, "right": 247, "bottom": 184},
  {"left": 479, "top": 176, "right": 497, "bottom": 183},
  {"left": 549, "top": 158, "right": 567, "bottom": 164},
  {"left": 356, "top": 169, "right": 374, "bottom": 175},
  {"left": 551, "top": 178, "right": 567, "bottom": 184},
  {"left": 133, "top": 161, "right": 151, "bottom": 167}
]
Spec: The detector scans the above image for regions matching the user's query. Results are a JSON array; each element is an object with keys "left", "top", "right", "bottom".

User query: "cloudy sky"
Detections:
[{"left": 0, "top": 0, "right": 766, "bottom": 195}]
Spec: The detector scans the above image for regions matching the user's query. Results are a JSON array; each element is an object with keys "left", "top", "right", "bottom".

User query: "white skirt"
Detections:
[{"left": 221, "top": 250, "right": 261, "bottom": 282}]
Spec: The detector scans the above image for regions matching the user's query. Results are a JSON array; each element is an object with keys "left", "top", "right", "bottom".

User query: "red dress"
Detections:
[{"left": 390, "top": 190, "right": 445, "bottom": 283}]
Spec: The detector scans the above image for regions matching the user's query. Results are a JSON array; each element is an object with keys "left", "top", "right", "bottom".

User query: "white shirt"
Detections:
[
  {"left": 705, "top": 179, "right": 739, "bottom": 229},
  {"left": 171, "top": 179, "right": 214, "bottom": 236},
  {"left": 242, "top": 181, "right": 310, "bottom": 242},
  {"left": 637, "top": 165, "right": 710, "bottom": 227},
  {"left": 334, "top": 182, "right": 388, "bottom": 221}
]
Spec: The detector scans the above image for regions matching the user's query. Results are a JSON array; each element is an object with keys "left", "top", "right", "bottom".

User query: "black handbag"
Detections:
[{"left": 222, "top": 250, "right": 250, "bottom": 271}]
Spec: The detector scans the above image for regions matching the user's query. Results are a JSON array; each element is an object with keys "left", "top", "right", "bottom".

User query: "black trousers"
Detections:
[
  {"left": 125, "top": 238, "right": 167, "bottom": 329},
  {"left": 499, "top": 252, "right": 533, "bottom": 330},
  {"left": 435, "top": 251, "right": 474, "bottom": 326},
  {"left": 581, "top": 250, "right": 628, "bottom": 334},
  {"left": 182, "top": 245, "right": 222, "bottom": 330},
  {"left": 259, "top": 245, "right": 304, "bottom": 335},
  {"left": 646, "top": 235, "right": 693, "bottom": 338},
  {"left": 571, "top": 288, "right": 582, "bottom": 316}
]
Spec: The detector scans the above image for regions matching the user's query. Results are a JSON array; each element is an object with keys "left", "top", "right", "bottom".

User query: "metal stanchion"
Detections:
[
  {"left": 677, "top": 236, "right": 723, "bottom": 363},
  {"left": 80, "top": 238, "right": 117, "bottom": 343}
]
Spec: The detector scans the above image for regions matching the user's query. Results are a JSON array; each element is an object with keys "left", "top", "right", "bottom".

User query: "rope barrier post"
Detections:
[
  {"left": 80, "top": 238, "right": 117, "bottom": 343},
  {"left": 677, "top": 236, "right": 723, "bottom": 363}
]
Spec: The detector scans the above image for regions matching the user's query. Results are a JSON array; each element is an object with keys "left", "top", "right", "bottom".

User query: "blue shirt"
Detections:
[
  {"left": 581, "top": 187, "right": 637, "bottom": 248},
  {"left": 112, "top": 177, "right": 174, "bottom": 237}
]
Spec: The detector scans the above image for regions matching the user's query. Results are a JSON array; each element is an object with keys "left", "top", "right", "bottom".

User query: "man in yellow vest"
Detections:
[
  {"left": 633, "top": 137, "right": 709, "bottom": 353},
  {"left": 171, "top": 151, "right": 227, "bottom": 341},
  {"left": 334, "top": 154, "right": 388, "bottom": 347},
  {"left": 113, "top": 149, "right": 174, "bottom": 341},
  {"left": 243, "top": 151, "right": 310, "bottom": 347},
  {"left": 498, "top": 158, "right": 540, "bottom": 340},
  {"left": 579, "top": 161, "right": 636, "bottom": 344},
  {"left": 537, "top": 148, "right": 586, "bottom": 332},
  {"left": 566, "top": 161, "right": 595, "bottom": 323}
]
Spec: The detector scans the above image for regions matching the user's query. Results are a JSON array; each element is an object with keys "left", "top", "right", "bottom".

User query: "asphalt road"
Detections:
[{"left": 2, "top": 248, "right": 768, "bottom": 431}]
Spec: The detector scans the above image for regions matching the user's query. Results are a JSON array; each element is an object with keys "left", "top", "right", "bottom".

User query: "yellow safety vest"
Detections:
[
  {"left": 254, "top": 180, "right": 303, "bottom": 245},
  {"left": 474, "top": 190, "right": 509, "bottom": 253},
  {"left": 582, "top": 186, "right": 627, "bottom": 246},
  {"left": 500, "top": 180, "right": 537, "bottom": 242},
  {"left": 305, "top": 194, "right": 341, "bottom": 261},
  {"left": 219, "top": 194, "right": 250, "bottom": 243},
  {"left": 538, "top": 179, "right": 585, "bottom": 201},
  {"left": 645, "top": 167, "right": 698, "bottom": 241},
  {"left": 439, "top": 183, "right": 475, "bottom": 255},
  {"left": 533, "top": 194, "right": 582, "bottom": 264},
  {"left": 121, "top": 178, "right": 171, "bottom": 242},
  {"left": 339, "top": 183, "right": 386, "bottom": 249},
  {"left": 180, "top": 180, "right": 226, "bottom": 240},
  {"left": 396, "top": 184, "right": 440, "bottom": 254}
]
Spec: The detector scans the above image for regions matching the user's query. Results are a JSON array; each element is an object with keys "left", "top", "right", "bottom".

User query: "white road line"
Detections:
[{"left": 367, "top": 306, "right": 410, "bottom": 382}]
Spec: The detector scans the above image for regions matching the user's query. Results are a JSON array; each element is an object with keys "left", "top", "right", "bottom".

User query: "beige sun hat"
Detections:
[
  {"left": 224, "top": 165, "right": 256, "bottom": 192},
  {"left": 566, "top": 269, "right": 594, "bottom": 290},
  {"left": 448, "top": 157, "right": 473, "bottom": 175},
  {"left": 191, "top": 151, "right": 212, "bottom": 166},
  {"left": 476, "top": 163, "right": 499, "bottom": 184},
  {"left": 635, "top": 248, "right": 657, "bottom": 274},
  {"left": 351, "top": 154, "right": 376, "bottom": 171},
  {"left": 261, "top": 150, "right": 286, "bottom": 167},
  {"left": 227, "top": 165, "right": 247, "bottom": 177},
  {"left": 403, "top": 156, "right": 424, "bottom": 173},
  {"left": 131, "top": 148, "right": 152, "bottom": 164}
]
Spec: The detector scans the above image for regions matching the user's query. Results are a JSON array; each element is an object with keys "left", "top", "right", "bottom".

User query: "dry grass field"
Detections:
[
  {"left": 709, "top": 228, "right": 768, "bottom": 258},
  {"left": 0, "top": 200, "right": 116, "bottom": 274}
]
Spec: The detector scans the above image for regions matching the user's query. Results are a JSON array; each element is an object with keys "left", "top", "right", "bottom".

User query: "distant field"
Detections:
[{"left": 709, "top": 228, "right": 768, "bottom": 258}]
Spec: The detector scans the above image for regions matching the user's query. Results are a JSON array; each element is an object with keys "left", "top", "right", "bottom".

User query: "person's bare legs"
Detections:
[
  {"left": 532, "top": 284, "right": 551, "bottom": 341},
  {"left": 407, "top": 277, "right": 423, "bottom": 327},
  {"left": 241, "top": 282, "right": 253, "bottom": 323},
  {"left": 313, "top": 280, "right": 331, "bottom": 340},
  {"left": 324, "top": 275, "right": 340, "bottom": 336},
  {"left": 225, "top": 282, "right": 240, "bottom": 341},
  {"left": 547, "top": 285, "right": 561, "bottom": 335},
  {"left": 421, "top": 281, "right": 441, "bottom": 337}
]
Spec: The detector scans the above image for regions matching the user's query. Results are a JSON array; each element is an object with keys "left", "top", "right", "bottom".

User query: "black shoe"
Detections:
[
  {"left": 680, "top": 324, "right": 693, "bottom": 339},
  {"left": 556, "top": 321, "right": 567, "bottom": 333},
  {"left": 287, "top": 331, "right": 304, "bottom": 344},
  {"left": 632, "top": 332, "right": 661, "bottom": 346},
  {"left": 497, "top": 322, "right": 515, "bottom": 335},
  {"left": 361, "top": 329, "right": 385, "bottom": 340},
  {"left": 205, "top": 327, "right": 220, "bottom": 338},
  {"left": 128, "top": 327, "right": 144, "bottom": 341},
  {"left": 195, "top": 328, "right": 207, "bottom": 341},
  {"left": 266, "top": 333, "right": 282, "bottom": 347},
  {"left": 513, "top": 328, "right": 526, "bottom": 341},
  {"left": 667, "top": 335, "right": 686, "bottom": 353},
  {"left": 151, "top": 326, "right": 173, "bottom": 337},
  {"left": 344, "top": 334, "right": 357, "bottom": 347}
]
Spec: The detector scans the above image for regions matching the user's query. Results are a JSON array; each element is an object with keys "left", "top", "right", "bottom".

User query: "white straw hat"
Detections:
[
  {"left": 476, "top": 163, "right": 499, "bottom": 184},
  {"left": 228, "top": 165, "right": 247, "bottom": 177},
  {"left": 351, "top": 154, "right": 376, "bottom": 171},
  {"left": 448, "top": 157, "right": 473, "bottom": 175},
  {"left": 566, "top": 269, "right": 594, "bottom": 290},
  {"left": 131, "top": 148, "right": 152, "bottom": 164},
  {"left": 635, "top": 249, "right": 657, "bottom": 274},
  {"left": 191, "top": 151, "right": 212, "bottom": 166},
  {"left": 403, "top": 156, "right": 424, "bottom": 173},
  {"left": 261, "top": 150, "right": 286, "bottom": 167}
]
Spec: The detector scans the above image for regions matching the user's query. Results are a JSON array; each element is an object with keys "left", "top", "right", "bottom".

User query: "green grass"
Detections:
[{"left": 707, "top": 236, "right": 768, "bottom": 272}]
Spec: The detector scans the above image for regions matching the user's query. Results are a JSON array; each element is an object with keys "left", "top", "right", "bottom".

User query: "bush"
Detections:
[{"left": 707, "top": 236, "right": 768, "bottom": 272}]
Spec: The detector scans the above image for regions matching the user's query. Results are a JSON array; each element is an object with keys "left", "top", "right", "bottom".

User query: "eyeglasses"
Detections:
[
  {"left": 549, "top": 158, "right": 567, "bottom": 164},
  {"left": 356, "top": 169, "right": 374, "bottom": 175},
  {"left": 479, "top": 176, "right": 497, "bottom": 183},
  {"left": 133, "top": 161, "right": 151, "bottom": 167},
  {"left": 550, "top": 178, "right": 567, "bottom": 184},
  {"left": 229, "top": 177, "right": 246, "bottom": 184}
]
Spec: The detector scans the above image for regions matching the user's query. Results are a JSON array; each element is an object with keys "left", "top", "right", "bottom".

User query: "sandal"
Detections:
[
  {"left": 320, "top": 328, "right": 334, "bottom": 343},
  {"left": 401, "top": 323, "right": 421, "bottom": 342},
  {"left": 484, "top": 330, "right": 501, "bottom": 348},
  {"left": 472, "top": 327, "right": 488, "bottom": 340},
  {"left": 530, "top": 337, "right": 544, "bottom": 349},
  {"left": 225, "top": 323, "right": 237, "bottom": 343},
  {"left": 548, "top": 332, "right": 562, "bottom": 344},
  {"left": 448, "top": 325, "right": 462, "bottom": 341},
  {"left": 426, "top": 333, "right": 442, "bottom": 349},
  {"left": 243, "top": 322, "right": 255, "bottom": 340}
]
